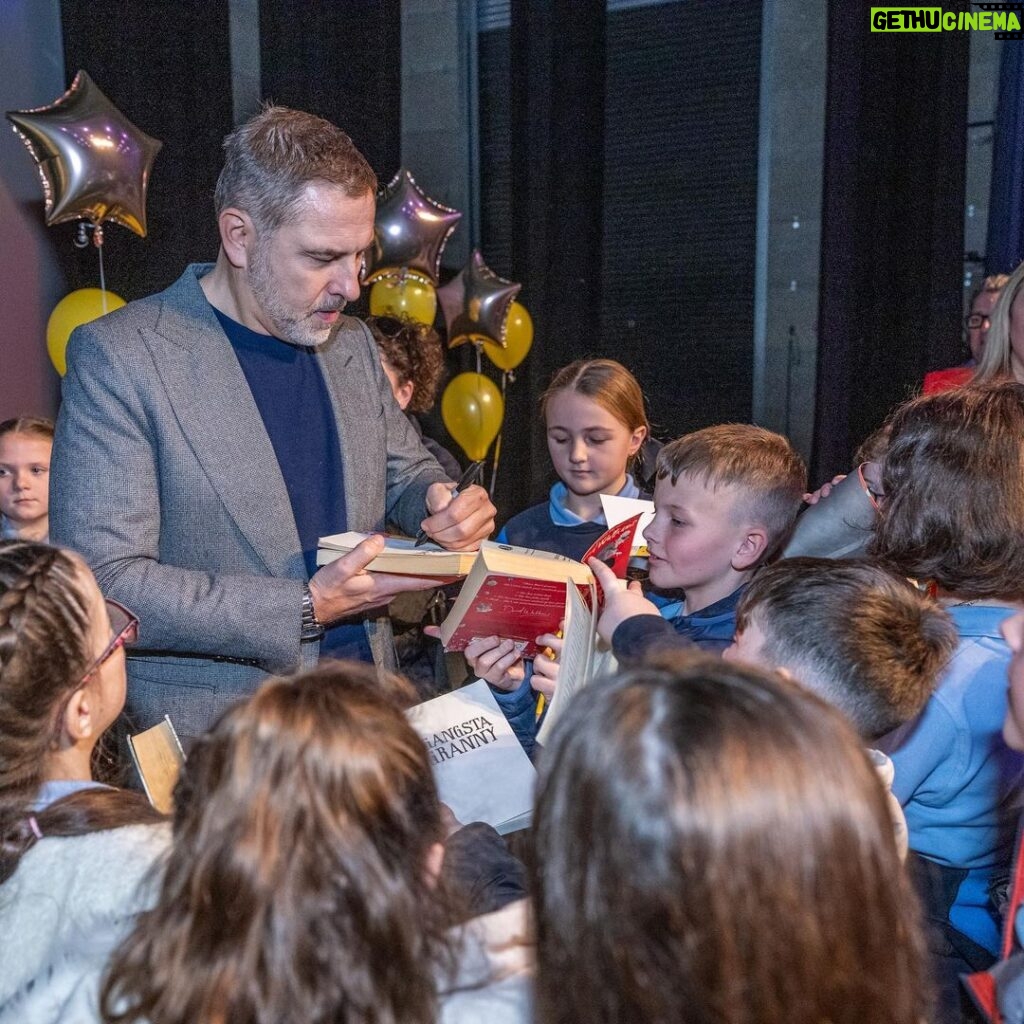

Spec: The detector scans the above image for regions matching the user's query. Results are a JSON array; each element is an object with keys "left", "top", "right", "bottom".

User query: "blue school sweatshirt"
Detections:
[
  {"left": 611, "top": 585, "right": 747, "bottom": 659},
  {"left": 883, "top": 603, "right": 1024, "bottom": 954}
]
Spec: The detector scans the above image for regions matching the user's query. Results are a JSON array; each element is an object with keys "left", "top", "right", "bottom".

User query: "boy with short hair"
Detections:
[
  {"left": 600, "top": 423, "right": 807, "bottom": 657},
  {"left": 722, "top": 556, "right": 958, "bottom": 860},
  {"left": 725, "top": 556, "right": 958, "bottom": 740}
]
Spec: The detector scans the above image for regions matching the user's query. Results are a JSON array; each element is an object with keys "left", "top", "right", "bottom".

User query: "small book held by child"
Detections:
[
  {"left": 316, "top": 531, "right": 477, "bottom": 578},
  {"left": 405, "top": 679, "right": 536, "bottom": 835},
  {"left": 437, "top": 514, "right": 642, "bottom": 659},
  {"left": 127, "top": 715, "right": 185, "bottom": 815}
]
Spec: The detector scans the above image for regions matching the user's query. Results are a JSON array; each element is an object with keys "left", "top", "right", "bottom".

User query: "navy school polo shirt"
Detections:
[{"left": 213, "top": 308, "right": 372, "bottom": 662}]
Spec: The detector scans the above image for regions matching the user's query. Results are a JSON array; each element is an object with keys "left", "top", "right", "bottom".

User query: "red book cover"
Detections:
[
  {"left": 441, "top": 577, "right": 589, "bottom": 658},
  {"left": 579, "top": 513, "right": 640, "bottom": 604},
  {"left": 439, "top": 514, "right": 643, "bottom": 658}
]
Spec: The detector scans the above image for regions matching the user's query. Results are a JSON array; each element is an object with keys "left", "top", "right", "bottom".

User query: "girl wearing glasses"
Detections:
[
  {"left": 0, "top": 540, "right": 165, "bottom": 1022},
  {"left": 925, "top": 273, "right": 1009, "bottom": 394}
]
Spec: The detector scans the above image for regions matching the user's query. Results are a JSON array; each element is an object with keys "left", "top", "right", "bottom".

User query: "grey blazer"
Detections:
[{"left": 50, "top": 264, "right": 449, "bottom": 740}]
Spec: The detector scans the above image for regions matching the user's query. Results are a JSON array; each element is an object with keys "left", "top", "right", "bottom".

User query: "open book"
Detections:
[
  {"left": 316, "top": 531, "right": 476, "bottom": 577},
  {"left": 406, "top": 679, "right": 536, "bottom": 835},
  {"left": 534, "top": 582, "right": 619, "bottom": 746},
  {"left": 438, "top": 514, "right": 641, "bottom": 659}
]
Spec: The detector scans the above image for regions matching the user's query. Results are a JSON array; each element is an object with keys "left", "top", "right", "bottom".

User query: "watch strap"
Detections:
[{"left": 301, "top": 582, "right": 325, "bottom": 641}]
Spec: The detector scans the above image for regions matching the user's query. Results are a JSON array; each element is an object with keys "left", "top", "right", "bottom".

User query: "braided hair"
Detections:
[{"left": 0, "top": 540, "right": 159, "bottom": 884}]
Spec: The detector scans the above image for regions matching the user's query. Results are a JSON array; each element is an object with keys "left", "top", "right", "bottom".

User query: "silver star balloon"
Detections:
[
  {"left": 6, "top": 70, "right": 162, "bottom": 238},
  {"left": 437, "top": 250, "right": 521, "bottom": 349},
  {"left": 364, "top": 168, "right": 462, "bottom": 285}
]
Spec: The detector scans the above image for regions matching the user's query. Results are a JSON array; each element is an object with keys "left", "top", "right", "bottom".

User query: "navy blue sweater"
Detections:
[{"left": 215, "top": 308, "right": 371, "bottom": 661}]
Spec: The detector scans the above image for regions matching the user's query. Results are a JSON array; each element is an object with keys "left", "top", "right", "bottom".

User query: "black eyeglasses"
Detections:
[
  {"left": 80, "top": 599, "right": 139, "bottom": 684},
  {"left": 965, "top": 313, "right": 991, "bottom": 330}
]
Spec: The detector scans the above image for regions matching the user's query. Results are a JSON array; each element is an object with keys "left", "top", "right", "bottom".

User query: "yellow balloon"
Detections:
[
  {"left": 369, "top": 276, "right": 437, "bottom": 325},
  {"left": 482, "top": 301, "right": 533, "bottom": 371},
  {"left": 441, "top": 372, "right": 504, "bottom": 462},
  {"left": 46, "top": 288, "right": 126, "bottom": 375}
]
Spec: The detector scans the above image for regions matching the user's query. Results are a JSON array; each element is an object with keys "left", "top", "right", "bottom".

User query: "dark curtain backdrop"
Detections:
[
  {"left": 259, "top": 0, "right": 401, "bottom": 184},
  {"left": 485, "top": 1, "right": 762, "bottom": 521},
  {"left": 494, "top": 0, "right": 607, "bottom": 519},
  {"left": 987, "top": 42, "right": 1024, "bottom": 275},
  {"left": 56, "top": 1, "right": 401, "bottom": 305},
  {"left": 58, "top": 1, "right": 233, "bottom": 300},
  {"left": 815, "top": 3, "right": 969, "bottom": 483},
  {"left": 600, "top": 1, "right": 761, "bottom": 445}
]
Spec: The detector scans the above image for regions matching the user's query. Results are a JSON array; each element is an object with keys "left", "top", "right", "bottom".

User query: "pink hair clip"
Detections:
[{"left": 27, "top": 815, "right": 43, "bottom": 840}]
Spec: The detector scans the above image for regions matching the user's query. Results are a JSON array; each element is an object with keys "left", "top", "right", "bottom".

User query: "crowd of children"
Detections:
[{"left": 5, "top": 341, "right": 1024, "bottom": 1023}]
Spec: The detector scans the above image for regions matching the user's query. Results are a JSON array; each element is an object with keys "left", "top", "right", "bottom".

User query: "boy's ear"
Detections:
[
  {"left": 218, "top": 207, "right": 256, "bottom": 270},
  {"left": 732, "top": 527, "right": 769, "bottom": 571}
]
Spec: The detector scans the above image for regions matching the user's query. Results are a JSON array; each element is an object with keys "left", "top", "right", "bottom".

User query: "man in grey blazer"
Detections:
[{"left": 50, "top": 107, "right": 495, "bottom": 742}]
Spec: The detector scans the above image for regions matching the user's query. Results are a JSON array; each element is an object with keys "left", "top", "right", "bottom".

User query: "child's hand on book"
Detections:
[
  {"left": 531, "top": 630, "right": 562, "bottom": 699},
  {"left": 588, "top": 557, "right": 660, "bottom": 643},
  {"left": 462, "top": 635, "right": 526, "bottom": 692},
  {"left": 421, "top": 483, "right": 496, "bottom": 550},
  {"left": 310, "top": 534, "right": 445, "bottom": 624}
]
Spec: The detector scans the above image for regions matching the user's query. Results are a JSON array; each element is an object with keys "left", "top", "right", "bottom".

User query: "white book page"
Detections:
[
  {"left": 406, "top": 679, "right": 536, "bottom": 831},
  {"left": 318, "top": 531, "right": 445, "bottom": 553},
  {"left": 600, "top": 495, "right": 654, "bottom": 553},
  {"left": 536, "top": 582, "right": 595, "bottom": 746}
]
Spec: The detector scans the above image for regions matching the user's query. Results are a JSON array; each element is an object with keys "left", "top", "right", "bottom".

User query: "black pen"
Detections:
[{"left": 414, "top": 460, "right": 485, "bottom": 547}]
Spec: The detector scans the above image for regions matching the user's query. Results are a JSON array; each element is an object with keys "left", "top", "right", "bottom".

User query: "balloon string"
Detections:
[
  {"left": 489, "top": 371, "right": 509, "bottom": 496},
  {"left": 97, "top": 238, "right": 108, "bottom": 312},
  {"left": 475, "top": 344, "right": 482, "bottom": 375}
]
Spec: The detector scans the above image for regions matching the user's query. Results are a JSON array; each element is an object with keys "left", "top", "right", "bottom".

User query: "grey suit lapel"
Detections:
[
  {"left": 149, "top": 266, "right": 303, "bottom": 578},
  {"left": 316, "top": 317, "right": 385, "bottom": 532}
]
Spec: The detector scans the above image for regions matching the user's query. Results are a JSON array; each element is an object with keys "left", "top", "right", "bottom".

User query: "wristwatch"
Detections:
[{"left": 300, "top": 582, "right": 325, "bottom": 641}]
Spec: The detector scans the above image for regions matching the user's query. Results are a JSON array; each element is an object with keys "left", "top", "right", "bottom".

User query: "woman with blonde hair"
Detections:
[{"left": 975, "top": 266, "right": 1024, "bottom": 382}]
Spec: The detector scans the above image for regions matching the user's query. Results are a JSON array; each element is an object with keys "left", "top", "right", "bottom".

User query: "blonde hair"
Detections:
[
  {"left": 656, "top": 424, "right": 807, "bottom": 560},
  {"left": 0, "top": 417, "right": 54, "bottom": 444},
  {"left": 977, "top": 267, "right": 1022, "bottom": 381}
]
